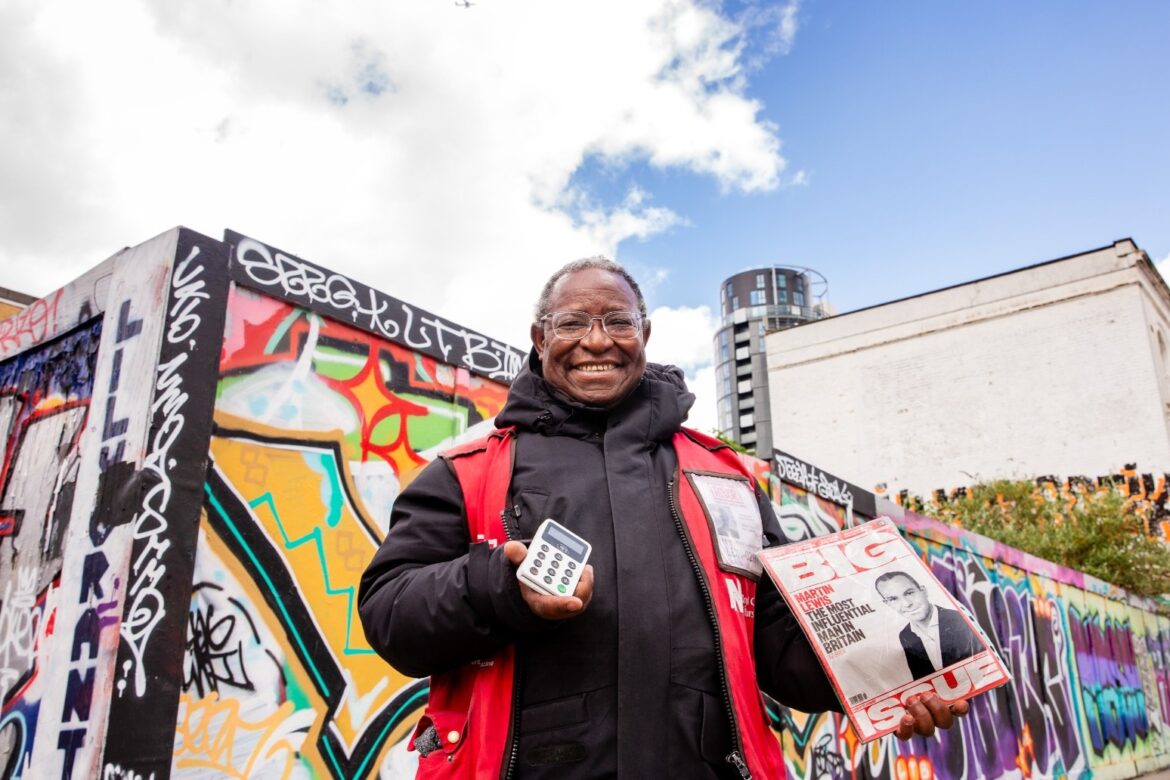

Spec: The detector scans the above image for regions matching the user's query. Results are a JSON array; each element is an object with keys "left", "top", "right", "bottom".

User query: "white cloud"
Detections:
[
  {"left": 1156, "top": 252, "right": 1170, "bottom": 283},
  {"left": 644, "top": 304, "right": 720, "bottom": 430},
  {"left": 685, "top": 364, "right": 718, "bottom": 433},
  {"left": 0, "top": 0, "right": 789, "bottom": 354},
  {"left": 645, "top": 304, "right": 719, "bottom": 373}
]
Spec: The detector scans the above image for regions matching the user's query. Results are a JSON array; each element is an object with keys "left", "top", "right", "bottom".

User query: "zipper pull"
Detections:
[{"left": 726, "top": 751, "right": 751, "bottom": 779}]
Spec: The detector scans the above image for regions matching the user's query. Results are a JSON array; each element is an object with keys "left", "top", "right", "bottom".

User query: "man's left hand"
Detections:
[{"left": 894, "top": 694, "right": 969, "bottom": 740}]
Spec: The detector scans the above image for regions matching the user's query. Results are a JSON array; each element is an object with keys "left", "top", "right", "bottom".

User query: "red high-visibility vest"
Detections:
[{"left": 409, "top": 426, "right": 785, "bottom": 779}]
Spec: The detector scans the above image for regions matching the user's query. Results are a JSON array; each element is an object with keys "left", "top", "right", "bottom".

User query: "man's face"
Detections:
[
  {"left": 876, "top": 575, "right": 931, "bottom": 623},
  {"left": 531, "top": 268, "right": 650, "bottom": 408}
]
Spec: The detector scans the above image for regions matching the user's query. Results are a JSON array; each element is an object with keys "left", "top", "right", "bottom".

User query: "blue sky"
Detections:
[
  {"left": 607, "top": 1, "right": 1170, "bottom": 315},
  {"left": 3, "top": 1, "right": 1167, "bottom": 430}
]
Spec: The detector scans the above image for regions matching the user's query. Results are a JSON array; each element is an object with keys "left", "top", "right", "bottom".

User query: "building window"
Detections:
[
  {"left": 749, "top": 290, "right": 766, "bottom": 305},
  {"left": 730, "top": 295, "right": 739, "bottom": 310},
  {"left": 755, "top": 273, "right": 765, "bottom": 288},
  {"left": 776, "top": 290, "right": 787, "bottom": 304},
  {"left": 794, "top": 291, "right": 805, "bottom": 306},
  {"left": 776, "top": 275, "right": 787, "bottom": 287}
]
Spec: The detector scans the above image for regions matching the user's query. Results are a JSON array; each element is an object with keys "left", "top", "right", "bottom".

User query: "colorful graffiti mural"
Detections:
[
  {"left": 2, "top": 226, "right": 1168, "bottom": 779},
  {"left": 0, "top": 321, "right": 100, "bottom": 777},
  {"left": 763, "top": 487, "right": 1170, "bottom": 780},
  {"left": 183, "top": 282, "right": 509, "bottom": 778}
]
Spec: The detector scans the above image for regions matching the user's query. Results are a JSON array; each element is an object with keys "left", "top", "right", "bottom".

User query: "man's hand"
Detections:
[
  {"left": 503, "top": 541, "right": 594, "bottom": 620},
  {"left": 894, "top": 694, "right": 970, "bottom": 740}
]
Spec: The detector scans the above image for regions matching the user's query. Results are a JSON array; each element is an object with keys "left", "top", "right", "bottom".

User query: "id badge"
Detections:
[{"left": 686, "top": 471, "right": 764, "bottom": 578}]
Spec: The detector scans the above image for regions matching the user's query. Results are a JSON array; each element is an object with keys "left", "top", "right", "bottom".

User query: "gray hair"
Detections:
[{"left": 534, "top": 256, "right": 648, "bottom": 322}]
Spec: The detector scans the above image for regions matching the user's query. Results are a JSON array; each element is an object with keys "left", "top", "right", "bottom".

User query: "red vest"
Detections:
[{"left": 409, "top": 427, "right": 785, "bottom": 779}]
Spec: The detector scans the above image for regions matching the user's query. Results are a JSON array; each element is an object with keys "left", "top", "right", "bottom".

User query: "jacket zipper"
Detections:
[
  {"left": 500, "top": 504, "right": 521, "bottom": 780},
  {"left": 668, "top": 476, "right": 752, "bottom": 780}
]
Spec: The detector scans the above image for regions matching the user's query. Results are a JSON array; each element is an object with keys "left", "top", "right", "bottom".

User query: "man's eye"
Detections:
[
  {"left": 606, "top": 315, "right": 635, "bottom": 328},
  {"left": 557, "top": 318, "right": 589, "bottom": 331}
]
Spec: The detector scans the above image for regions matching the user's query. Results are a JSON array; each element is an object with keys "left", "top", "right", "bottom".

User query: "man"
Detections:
[
  {"left": 874, "top": 570, "right": 984, "bottom": 680},
  {"left": 359, "top": 259, "right": 965, "bottom": 779}
]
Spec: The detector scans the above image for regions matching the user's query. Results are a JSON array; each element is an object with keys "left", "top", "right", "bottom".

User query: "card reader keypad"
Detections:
[{"left": 517, "top": 519, "right": 591, "bottom": 598}]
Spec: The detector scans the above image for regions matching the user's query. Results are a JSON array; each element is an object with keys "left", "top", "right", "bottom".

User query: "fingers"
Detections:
[
  {"left": 505, "top": 541, "right": 592, "bottom": 620},
  {"left": 503, "top": 540, "right": 529, "bottom": 566},
  {"left": 574, "top": 564, "right": 594, "bottom": 610},
  {"left": 518, "top": 582, "right": 586, "bottom": 620},
  {"left": 894, "top": 695, "right": 970, "bottom": 740}
]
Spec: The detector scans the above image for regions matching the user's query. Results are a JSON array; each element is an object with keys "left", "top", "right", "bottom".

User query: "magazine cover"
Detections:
[{"left": 758, "top": 517, "right": 1011, "bottom": 742}]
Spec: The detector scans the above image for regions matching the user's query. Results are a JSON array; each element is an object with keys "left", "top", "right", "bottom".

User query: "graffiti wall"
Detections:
[
  {"left": 0, "top": 229, "right": 230, "bottom": 780},
  {"left": 766, "top": 450, "right": 1170, "bottom": 780},
  {"left": 2, "top": 226, "right": 1168, "bottom": 779},
  {"left": 0, "top": 320, "right": 100, "bottom": 777},
  {"left": 175, "top": 236, "right": 515, "bottom": 779}
]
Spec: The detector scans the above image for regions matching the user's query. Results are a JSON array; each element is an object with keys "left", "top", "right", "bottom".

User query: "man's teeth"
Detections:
[{"left": 577, "top": 364, "right": 615, "bottom": 373}]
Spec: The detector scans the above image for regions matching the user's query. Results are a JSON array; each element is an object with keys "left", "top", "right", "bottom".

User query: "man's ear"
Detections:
[
  {"left": 642, "top": 318, "right": 651, "bottom": 346},
  {"left": 531, "top": 322, "right": 545, "bottom": 355}
]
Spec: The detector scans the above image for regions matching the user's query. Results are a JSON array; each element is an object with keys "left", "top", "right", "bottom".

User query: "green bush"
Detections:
[{"left": 921, "top": 479, "right": 1170, "bottom": 598}]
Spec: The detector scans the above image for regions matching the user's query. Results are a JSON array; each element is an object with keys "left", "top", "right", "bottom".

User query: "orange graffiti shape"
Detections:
[
  {"left": 330, "top": 349, "right": 429, "bottom": 475},
  {"left": 174, "top": 692, "right": 310, "bottom": 780}
]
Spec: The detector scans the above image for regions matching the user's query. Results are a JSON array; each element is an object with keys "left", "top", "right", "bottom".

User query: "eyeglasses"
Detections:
[{"left": 540, "top": 310, "right": 643, "bottom": 341}]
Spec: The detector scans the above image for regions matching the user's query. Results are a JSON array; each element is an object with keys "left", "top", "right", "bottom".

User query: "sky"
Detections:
[{"left": 2, "top": 0, "right": 1168, "bottom": 433}]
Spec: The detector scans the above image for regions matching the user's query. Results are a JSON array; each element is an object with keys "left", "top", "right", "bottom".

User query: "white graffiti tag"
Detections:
[
  {"left": 118, "top": 249, "right": 205, "bottom": 698},
  {"left": 235, "top": 238, "right": 523, "bottom": 381},
  {"left": 776, "top": 454, "right": 854, "bottom": 508}
]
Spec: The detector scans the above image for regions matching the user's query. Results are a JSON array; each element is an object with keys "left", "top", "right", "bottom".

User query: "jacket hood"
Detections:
[{"left": 495, "top": 349, "right": 695, "bottom": 443}]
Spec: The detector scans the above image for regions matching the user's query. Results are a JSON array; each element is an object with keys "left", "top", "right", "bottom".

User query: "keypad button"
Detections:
[
  {"left": 546, "top": 568, "right": 556, "bottom": 577},
  {"left": 529, "top": 566, "right": 539, "bottom": 575},
  {"left": 543, "top": 575, "right": 553, "bottom": 584},
  {"left": 561, "top": 577, "right": 571, "bottom": 586},
  {"left": 567, "top": 561, "right": 577, "bottom": 570},
  {"left": 557, "top": 584, "right": 568, "bottom": 594},
  {"left": 554, "top": 552, "right": 563, "bottom": 561},
  {"left": 540, "top": 544, "right": 549, "bottom": 552}
]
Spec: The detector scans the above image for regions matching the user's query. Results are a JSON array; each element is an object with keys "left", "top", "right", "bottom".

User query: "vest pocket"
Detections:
[
  {"left": 519, "top": 691, "right": 588, "bottom": 734},
  {"left": 411, "top": 710, "right": 468, "bottom": 761}
]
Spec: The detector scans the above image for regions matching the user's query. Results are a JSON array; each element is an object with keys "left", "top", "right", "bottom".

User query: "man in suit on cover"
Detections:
[{"left": 874, "top": 570, "right": 983, "bottom": 680}]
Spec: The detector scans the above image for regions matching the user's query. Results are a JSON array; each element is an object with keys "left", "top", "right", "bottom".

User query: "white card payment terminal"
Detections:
[{"left": 516, "top": 519, "right": 591, "bottom": 598}]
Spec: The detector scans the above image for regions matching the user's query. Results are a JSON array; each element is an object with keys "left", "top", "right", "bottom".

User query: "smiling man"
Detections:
[
  {"left": 359, "top": 258, "right": 966, "bottom": 779},
  {"left": 875, "top": 571, "right": 984, "bottom": 681}
]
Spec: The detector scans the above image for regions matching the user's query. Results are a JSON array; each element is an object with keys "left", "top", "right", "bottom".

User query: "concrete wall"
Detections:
[
  {"left": 1, "top": 230, "right": 1166, "bottom": 779},
  {"left": 765, "top": 240, "right": 1170, "bottom": 498}
]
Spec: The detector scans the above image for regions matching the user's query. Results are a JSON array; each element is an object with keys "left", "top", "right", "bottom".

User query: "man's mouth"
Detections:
[{"left": 574, "top": 363, "right": 618, "bottom": 373}]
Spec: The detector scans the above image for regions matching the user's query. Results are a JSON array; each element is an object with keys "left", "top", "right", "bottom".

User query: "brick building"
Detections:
[{"left": 764, "top": 239, "right": 1168, "bottom": 495}]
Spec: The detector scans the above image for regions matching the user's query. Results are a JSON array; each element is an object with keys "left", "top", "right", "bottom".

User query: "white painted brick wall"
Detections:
[{"left": 766, "top": 242, "right": 1170, "bottom": 496}]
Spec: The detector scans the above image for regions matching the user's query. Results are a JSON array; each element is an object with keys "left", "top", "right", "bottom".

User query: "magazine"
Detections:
[{"left": 758, "top": 517, "right": 1010, "bottom": 742}]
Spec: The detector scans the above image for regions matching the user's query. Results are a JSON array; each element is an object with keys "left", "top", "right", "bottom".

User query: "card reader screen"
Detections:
[{"left": 546, "top": 524, "right": 587, "bottom": 560}]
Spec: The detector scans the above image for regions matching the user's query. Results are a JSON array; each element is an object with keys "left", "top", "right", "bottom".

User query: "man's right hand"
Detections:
[{"left": 503, "top": 541, "right": 594, "bottom": 620}]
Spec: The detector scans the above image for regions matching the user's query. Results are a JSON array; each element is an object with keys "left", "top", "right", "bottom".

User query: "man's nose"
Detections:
[{"left": 579, "top": 319, "right": 611, "bottom": 349}]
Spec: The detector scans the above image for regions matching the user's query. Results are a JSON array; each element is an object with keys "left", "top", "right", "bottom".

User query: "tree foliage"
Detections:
[{"left": 920, "top": 479, "right": 1170, "bottom": 598}]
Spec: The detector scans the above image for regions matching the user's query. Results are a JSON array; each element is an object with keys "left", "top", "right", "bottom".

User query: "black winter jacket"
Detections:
[{"left": 358, "top": 354, "right": 840, "bottom": 778}]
